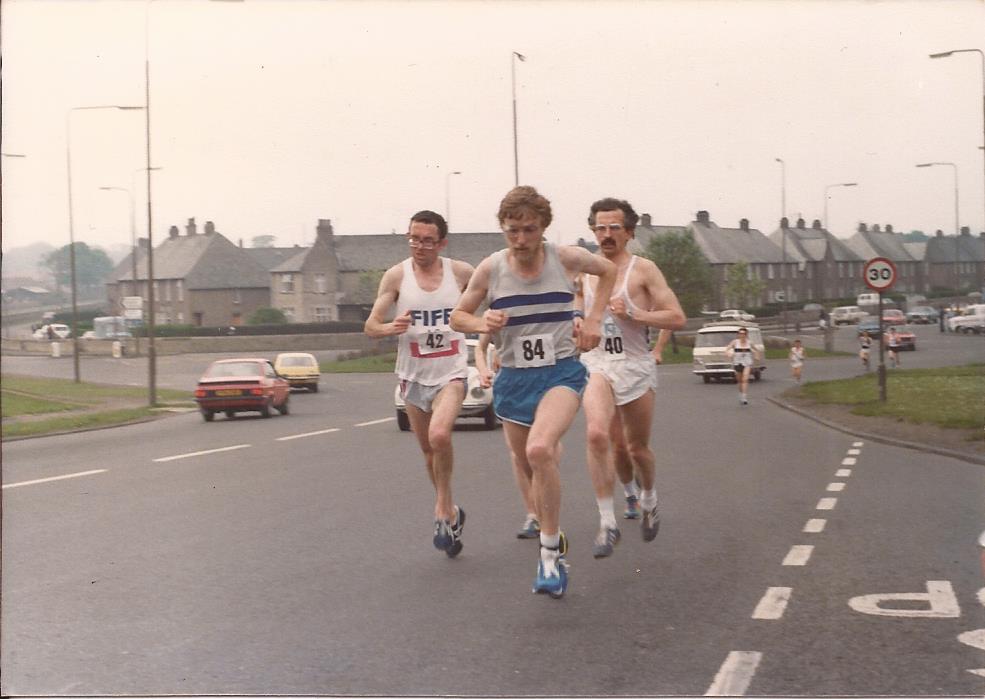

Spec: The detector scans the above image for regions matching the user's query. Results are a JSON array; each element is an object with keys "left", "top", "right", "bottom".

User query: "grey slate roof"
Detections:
[
  {"left": 269, "top": 248, "right": 310, "bottom": 273},
  {"left": 925, "top": 233, "right": 985, "bottom": 263},
  {"left": 689, "top": 220, "right": 784, "bottom": 264},
  {"left": 117, "top": 232, "right": 270, "bottom": 289},
  {"left": 248, "top": 246, "right": 305, "bottom": 271},
  {"left": 633, "top": 224, "right": 690, "bottom": 253},
  {"left": 847, "top": 230, "right": 918, "bottom": 262},
  {"left": 332, "top": 231, "right": 506, "bottom": 272},
  {"left": 768, "top": 225, "right": 863, "bottom": 263}
]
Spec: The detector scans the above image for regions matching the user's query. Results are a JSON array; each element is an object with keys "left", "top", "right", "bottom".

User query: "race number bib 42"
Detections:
[
  {"left": 418, "top": 329, "right": 448, "bottom": 355},
  {"left": 514, "top": 333, "right": 556, "bottom": 368}
]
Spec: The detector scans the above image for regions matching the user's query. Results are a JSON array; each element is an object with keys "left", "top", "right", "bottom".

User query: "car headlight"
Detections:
[{"left": 470, "top": 386, "right": 486, "bottom": 399}]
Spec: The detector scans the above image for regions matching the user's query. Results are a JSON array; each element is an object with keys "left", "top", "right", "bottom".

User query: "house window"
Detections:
[
  {"left": 767, "top": 264, "right": 775, "bottom": 280},
  {"left": 176, "top": 280, "right": 183, "bottom": 302},
  {"left": 314, "top": 306, "right": 330, "bottom": 322},
  {"left": 281, "top": 274, "right": 294, "bottom": 293},
  {"left": 233, "top": 289, "right": 242, "bottom": 304},
  {"left": 177, "top": 312, "right": 184, "bottom": 324},
  {"left": 315, "top": 273, "right": 328, "bottom": 294},
  {"left": 164, "top": 281, "right": 171, "bottom": 302}
]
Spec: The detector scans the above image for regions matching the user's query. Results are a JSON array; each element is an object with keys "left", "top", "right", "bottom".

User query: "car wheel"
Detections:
[
  {"left": 752, "top": 369, "right": 762, "bottom": 381},
  {"left": 225, "top": 410, "right": 235, "bottom": 419},
  {"left": 311, "top": 384, "right": 319, "bottom": 393},
  {"left": 259, "top": 398, "right": 271, "bottom": 418},
  {"left": 702, "top": 375, "right": 711, "bottom": 384},
  {"left": 201, "top": 409, "right": 214, "bottom": 422},
  {"left": 277, "top": 395, "right": 290, "bottom": 415},
  {"left": 483, "top": 404, "right": 498, "bottom": 430},
  {"left": 396, "top": 409, "right": 410, "bottom": 431}
]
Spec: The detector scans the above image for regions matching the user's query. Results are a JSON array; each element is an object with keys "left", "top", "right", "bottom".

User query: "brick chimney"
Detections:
[
  {"left": 316, "top": 218, "right": 334, "bottom": 243},
  {"left": 936, "top": 230, "right": 943, "bottom": 237},
  {"left": 858, "top": 222, "right": 868, "bottom": 232},
  {"left": 204, "top": 221, "right": 216, "bottom": 235},
  {"left": 873, "top": 224, "right": 881, "bottom": 232},
  {"left": 796, "top": 217, "right": 805, "bottom": 229},
  {"left": 780, "top": 217, "right": 789, "bottom": 228},
  {"left": 640, "top": 213, "right": 652, "bottom": 227},
  {"left": 169, "top": 226, "right": 179, "bottom": 239},
  {"left": 960, "top": 226, "right": 970, "bottom": 236},
  {"left": 739, "top": 218, "right": 749, "bottom": 231},
  {"left": 812, "top": 219, "right": 822, "bottom": 229},
  {"left": 186, "top": 217, "right": 197, "bottom": 236},
  {"left": 885, "top": 224, "right": 894, "bottom": 233},
  {"left": 696, "top": 210, "right": 710, "bottom": 224}
]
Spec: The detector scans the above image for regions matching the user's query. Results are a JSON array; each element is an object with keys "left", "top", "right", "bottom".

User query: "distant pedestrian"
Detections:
[
  {"left": 885, "top": 327, "right": 901, "bottom": 368},
  {"left": 818, "top": 308, "right": 828, "bottom": 329},
  {"left": 725, "top": 327, "right": 760, "bottom": 405},
  {"left": 939, "top": 305, "right": 946, "bottom": 333},
  {"left": 859, "top": 331, "right": 872, "bottom": 372},
  {"left": 789, "top": 339, "right": 805, "bottom": 383}
]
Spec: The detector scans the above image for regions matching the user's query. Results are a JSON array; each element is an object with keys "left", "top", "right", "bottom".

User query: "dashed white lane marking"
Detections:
[
  {"left": 782, "top": 545, "right": 814, "bottom": 566},
  {"left": 705, "top": 651, "right": 762, "bottom": 696},
  {"left": 153, "top": 444, "right": 252, "bottom": 462},
  {"left": 847, "top": 448, "right": 861, "bottom": 455},
  {"left": 835, "top": 468, "right": 852, "bottom": 477},
  {"left": 355, "top": 417, "right": 395, "bottom": 427},
  {"left": 852, "top": 441, "right": 864, "bottom": 447},
  {"left": 276, "top": 428, "right": 340, "bottom": 442},
  {"left": 827, "top": 482, "right": 846, "bottom": 492},
  {"left": 803, "top": 518, "right": 827, "bottom": 533},
  {"left": 816, "top": 497, "right": 838, "bottom": 510},
  {"left": 752, "top": 587, "right": 792, "bottom": 620},
  {"left": 842, "top": 457, "right": 857, "bottom": 466},
  {"left": 2, "top": 469, "right": 108, "bottom": 489}
]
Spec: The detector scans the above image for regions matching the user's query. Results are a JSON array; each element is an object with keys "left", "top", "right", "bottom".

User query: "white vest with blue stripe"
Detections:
[{"left": 487, "top": 242, "right": 577, "bottom": 368}]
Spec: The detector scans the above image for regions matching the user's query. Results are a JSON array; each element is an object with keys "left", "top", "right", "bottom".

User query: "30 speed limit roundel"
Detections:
[{"left": 863, "top": 257, "right": 897, "bottom": 292}]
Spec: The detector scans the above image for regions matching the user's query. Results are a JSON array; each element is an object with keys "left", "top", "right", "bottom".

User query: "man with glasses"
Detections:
[
  {"left": 450, "top": 186, "right": 617, "bottom": 598},
  {"left": 578, "top": 198, "right": 686, "bottom": 558},
  {"left": 365, "top": 210, "right": 474, "bottom": 558}
]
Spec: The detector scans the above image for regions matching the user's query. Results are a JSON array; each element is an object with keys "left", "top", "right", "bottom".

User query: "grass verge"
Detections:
[
  {"left": 2, "top": 407, "right": 165, "bottom": 439},
  {"left": 796, "top": 363, "right": 984, "bottom": 430},
  {"left": 656, "top": 346, "right": 849, "bottom": 365},
  {"left": 320, "top": 352, "right": 397, "bottom": 373}
]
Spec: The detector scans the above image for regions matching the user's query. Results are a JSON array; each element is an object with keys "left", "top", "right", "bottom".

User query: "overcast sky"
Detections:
[{"left": 2, "top": 0, "right": 984, "bottom": 257}]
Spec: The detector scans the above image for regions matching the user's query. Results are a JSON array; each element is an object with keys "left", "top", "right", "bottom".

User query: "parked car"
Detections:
[
  {"left": 947, "top": 304, "right": 985, "bottom": 334},
  {"left": 857, "top": 318, "right": 883, "bottom": 339},
  {"left": 692, "top": 321, "right": 766, "bottom": 383},
  {"left": 394, "top": 338, "right": 497, "bottom": 431},
  {"left": 906, "top": 306, "right": 939, "bottom": 324},
  {"left": 274, "top": 352, "right": 321, "bottom": 392},
  {"left": 830, "top": 306, "right": 867, "bottom": 326},
  {"left": 194, "top": 358, "right": 290, "bottom": 421},
  {"left": 881, "top": 309, "right": 906, "bottom": 325},
  {"left": 32, "top": 323, "right": 71, "bottom": 340},
  {"left": 718, "top": 309, "right": 755, "bottom": 321}
]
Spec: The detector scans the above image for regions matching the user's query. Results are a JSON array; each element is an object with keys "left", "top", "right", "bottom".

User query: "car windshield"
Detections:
[
  {"left": 279, "top": 356, "right": 315, "bottom": 367},
  {"left": 204, "top": 362, "right": 263, "bottom": 378},
  {"left": 696, "top": 331, "right": 740, "bottom": 347}
]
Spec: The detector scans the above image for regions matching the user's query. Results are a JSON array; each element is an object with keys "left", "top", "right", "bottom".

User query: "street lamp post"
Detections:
[
  {"left": 823, "top": 182, "right": 858, "bottom": 230},
  {"left": 775, "top": 158, "right": 787, "bottom": 330},
  {"left": 66, "top": 105, "right": 143, "bottom": 383},
  {"left": 916, "top": 161, "right": 960, "bottom": 290},
  {"left": 445, "top": 170, "right": 461, "bottom": 232},
  {"left": 511, "top": 51, "right": 526, "bottom": 186},
  {"left": 930, "top": 49, "right": 985, "bottom": 238}
]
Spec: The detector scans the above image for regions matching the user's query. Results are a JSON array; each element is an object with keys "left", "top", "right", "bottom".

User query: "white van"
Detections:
[
  {"left": 857, "top": 293, "right": 880, "bottom": 307},
  {"left": 692, "top": 321, "right": 766, "bottom": 383}
]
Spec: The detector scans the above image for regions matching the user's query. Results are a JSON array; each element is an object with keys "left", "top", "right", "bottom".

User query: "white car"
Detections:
[
  {"left": 32, "top": 323, "right": 71, "bottom": 340},
  {"left": 719, "top": 309, "right": 754, "bottom": 321},
  {"left": 394, "top": 338, "right": 498, "bottom": 431},
  {"left": 830, "top": 306, "right": 867, "bottom": 326}
]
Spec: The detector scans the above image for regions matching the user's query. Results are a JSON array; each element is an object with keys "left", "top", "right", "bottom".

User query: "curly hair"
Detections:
[{"left": 497, "top": 186, "right": 553, "bottom": 228}]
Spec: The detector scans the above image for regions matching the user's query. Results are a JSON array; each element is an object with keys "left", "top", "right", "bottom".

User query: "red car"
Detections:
[
  {"left": 194, "top": 358, "right": 290, "bottom": 421},
  {"left": 882, "top": 309, "right": 906, "bottom": 325}
]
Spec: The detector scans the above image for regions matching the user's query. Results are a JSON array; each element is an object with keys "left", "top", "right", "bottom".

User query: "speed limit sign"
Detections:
[{"left": 863, "top": 257, "right": 897, "bottom": 292}]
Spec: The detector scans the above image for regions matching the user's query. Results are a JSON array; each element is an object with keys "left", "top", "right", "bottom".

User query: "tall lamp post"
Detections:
[
  {"left": 775, "top": 157, "right": 787, "bottom": 330},
  {"left": 445, "top": 170, "right": 462, "bottom": 232},
  {"left": 916, "top": 161, "right": 960, "bottom": 290},
  {"left": 66, "top": 105, "right": 144, "bottom": 382},
  {"left": 511, "top": 51, "right": 526, "bottom": 186},
  {"left": 823, "top": 182, "right": 858, "bottom": 230},
  {"left": 930, "top": 49, "right": 985, "bottom": 238}
]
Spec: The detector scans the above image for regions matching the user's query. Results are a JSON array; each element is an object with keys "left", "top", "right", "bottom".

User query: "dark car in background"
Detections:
[
  {"left": 906, "top": 306, "right": 939, "bottom": 324},
  {"left": 194, "top": 358, "right": 290, "bottom": 421},
  {"left": 857, "top": 318, "right": 883, "bottom": 340}
]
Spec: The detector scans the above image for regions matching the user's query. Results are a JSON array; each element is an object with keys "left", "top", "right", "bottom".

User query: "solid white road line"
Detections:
[
  {"left": 153, "top": 444, "right": 252, "bottom": 462},
  {"left": 705, "top": 651, "right": 762, "bottom": 696},
  {"left": 276, "top": 428, "right": 340, "bottom": 442},
  {"left": 782, "top": 545, "right": 814, "bottom": 566},
  {"left": 355, "top": 417, "right": 395, "bottom": 427},
  {"left": 3, "top": 469, "right": 108, "bottom": 489},
  {"left": 842, "top": 457, "right": 857, "bottom": 466},
  {"left": 816, "top": 497, "right": 838, "bottom": 510},
  {"left": 752, "top": 587, "right": 792, "bottom": 620},
  {"left": 836, "top": 468, "right": 852, "bottom": 477},
  {"left": 803, "top": 518, "right": 827, "bottom": 533},
  {"left": 827, "top": 482, "right": 846, "bottom": 492}
]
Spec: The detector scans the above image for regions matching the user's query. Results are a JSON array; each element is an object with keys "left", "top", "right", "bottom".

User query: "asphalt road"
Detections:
[{"left": 2, "top": 325, "right": 983, "bottom": 696}]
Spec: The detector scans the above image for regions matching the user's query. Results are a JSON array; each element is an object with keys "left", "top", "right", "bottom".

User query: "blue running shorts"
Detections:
[{"left": 493, "top": 356, "right": 588, "bottom": 427}]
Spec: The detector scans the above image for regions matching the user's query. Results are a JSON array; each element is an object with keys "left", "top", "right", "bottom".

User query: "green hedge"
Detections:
[{"left": 131, "top": 321, "right": 366, "bottom": 337}]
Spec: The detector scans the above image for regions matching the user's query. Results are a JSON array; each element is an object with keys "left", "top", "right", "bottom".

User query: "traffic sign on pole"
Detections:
[{"left": 863, "top": 257, "right": 897, "bottom": 292}]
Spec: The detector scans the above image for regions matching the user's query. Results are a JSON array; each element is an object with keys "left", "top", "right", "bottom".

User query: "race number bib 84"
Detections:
[{"left": 514, "top": 333, "right": 556, "bottom": 368}]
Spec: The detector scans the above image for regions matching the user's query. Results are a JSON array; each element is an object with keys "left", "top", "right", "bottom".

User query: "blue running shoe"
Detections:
[
  {"left": 446, "top": 506, "right": 465, "bottom": 558},
  {"left": 624, "top": 495, "right": 641, "bottom": 520},
  {"left": 433, "top": 519, "right": 453, "bottom": 552},
  {"left": 592, "top": 527, "right": 621, "bottom": 558},
  {"left": 532, "top": 533, "right": 569, "bottom": 598},
  {"left": 516, "top": 515, "right": 540, "bottom": 539}
]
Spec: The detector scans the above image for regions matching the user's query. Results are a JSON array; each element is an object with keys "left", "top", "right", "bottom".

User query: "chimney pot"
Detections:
[
  {"left": 780, "top": 216, "right": 789, "bottom": 228},
  {"left": 696, "top": 210, "right": 710, "bottom": 224},
  {"left": 960, "top": 226, "right": 970, "bottom": 236},
  {"left": 640, "top": 213, "right": 652, "bottom": 227},
  {"left": 186, "top": 217, "right": 197, "bottom": 236},
  {"left": 858, "top": 222, "right": 868, "bottom": 232},
  {"left": 739, "top": 218, "right": 749, "bottom": 231},
  {"left": 885, "top": 224, "right": 894, "bottom": 233},
  {"left": 936, "top": 230, "right": 943, "bottom": 237},
  {"left": 168, "top": 226, "right": 179, "bottom": 239},
  {"left": 873, "top": 224, "right": 881, "bottom": 232},
  {"left": 812, "top": 219, "right": 822, "bottom": 229},
  {"left": 796, "top": 217, "right": 805, "bottom": 229},
  {"left": 205, "top": 221, "right": 216, "bottom": 235}
]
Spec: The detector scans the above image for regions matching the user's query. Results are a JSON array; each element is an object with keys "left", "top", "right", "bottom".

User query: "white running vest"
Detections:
[
  {"left": 394, "top": 257, "right": 468, "bottom": 385},
  {"left": 582, "top": 255, "right": 650, "bottom": 360}
]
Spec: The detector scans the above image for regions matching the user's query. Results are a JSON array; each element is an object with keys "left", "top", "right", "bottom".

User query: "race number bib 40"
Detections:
[
  {"left": 514, "top": 333, "right": 556, "bottom": 368},
  {"left": 602, "top": 319, "right": 626, "bottom": 361}
]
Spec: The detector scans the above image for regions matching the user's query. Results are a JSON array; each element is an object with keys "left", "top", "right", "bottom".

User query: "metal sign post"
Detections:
[{"left": 863, "top": 257, "right": 898, "bottom": 402}]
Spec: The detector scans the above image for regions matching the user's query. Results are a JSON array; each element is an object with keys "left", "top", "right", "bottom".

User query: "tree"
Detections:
[
  {"left": 248, "top": 307, "right": 288, "bottom": 324},
  {"left": 42, "top": 242, "right": 114, "bottom": 292},
  {"left": 358, "top": 270, "right": 385, "bottom": 300},
  {"left": 723, "top": 260, "right": 765, "bottom": 309},
  {"left": 642, "top": 232, "right": 713, "bottom": 316},
  {"left": 251, "top": 234, "right": 276, "bottom": 248}
]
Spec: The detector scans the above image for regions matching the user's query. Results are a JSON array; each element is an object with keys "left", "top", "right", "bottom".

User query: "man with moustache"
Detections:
[
  {"left": 578, "top": 198, "right": 685, "bottom": 558},
  {"left": 450, "top": 186, "right": 616, "bottom": 598}
]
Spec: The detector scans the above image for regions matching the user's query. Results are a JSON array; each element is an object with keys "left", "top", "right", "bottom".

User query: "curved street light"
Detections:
[
  {"left": 916, "top": 161, "right": 960, "bottom": 290},
  {"left": 445, "top": 171, "right": 462, "bottom": 232},
  {"left": 512, "top": 51, "right": 526, "bottom": 186},
  {"left": 823, "top": 182, "right": 858, "bottom": 231}
]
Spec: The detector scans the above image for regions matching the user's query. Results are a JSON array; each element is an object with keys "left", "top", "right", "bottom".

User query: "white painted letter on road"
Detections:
[{"left": 848, "top": 580, "right": 960, "bottom": 618}]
